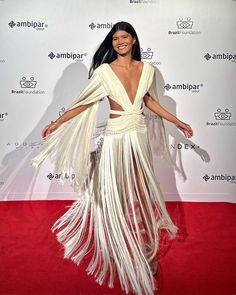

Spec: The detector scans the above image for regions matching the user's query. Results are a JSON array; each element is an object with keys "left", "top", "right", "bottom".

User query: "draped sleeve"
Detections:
[{"left": 31, "top": 68, "right": 108, "bottom": 192}]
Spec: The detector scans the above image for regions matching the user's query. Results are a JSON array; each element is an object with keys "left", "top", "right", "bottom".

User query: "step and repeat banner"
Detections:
[{"left": 0, "top": 0, "right": 235, "bottom": 202}]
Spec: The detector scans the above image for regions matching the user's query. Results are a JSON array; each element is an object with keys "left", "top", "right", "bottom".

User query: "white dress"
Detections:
[{"left": 32, "top": 61, "right": 178, "bottom": 295}]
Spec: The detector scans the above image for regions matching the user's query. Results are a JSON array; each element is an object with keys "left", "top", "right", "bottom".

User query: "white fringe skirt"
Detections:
[{"left": 51, "top": 114, "right": 178, "bottom": 295}]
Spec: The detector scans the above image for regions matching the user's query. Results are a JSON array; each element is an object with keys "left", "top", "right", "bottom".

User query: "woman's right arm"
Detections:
[{"left": 42, "top": 103, "right": 93, "bottom": 138}]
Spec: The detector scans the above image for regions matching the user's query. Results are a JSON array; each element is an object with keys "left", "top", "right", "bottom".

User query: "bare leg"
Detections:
[{"left": 133, "top": 158, "right": 158, "bottom": 275}]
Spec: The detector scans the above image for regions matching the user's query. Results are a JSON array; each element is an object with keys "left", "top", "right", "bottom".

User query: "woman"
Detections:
[{"left": 32, "top": 22, "right": 193, "bottom": 295}]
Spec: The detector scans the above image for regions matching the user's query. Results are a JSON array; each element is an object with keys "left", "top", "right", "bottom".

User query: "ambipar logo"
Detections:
[
  {"left": 47, "top": 172, "right": 75, "bottom": 181},
  {"left": 204, "top": 53, "right": 236, "bottom": 62},
  {"left": 8, "top": 20, "right": 48, "bottom": 31},
  {"left": 0, "top": 112, "right": 8, "bottom": 122},
  {"left": 89, "top": 22, "right": 113, "bottom": 30},
  {"left": 164, "top": 83, "right": 203, "bottom": 93},
  {"left": 203, "top": 174, "right": 236, "bottom": 184},
  {"left": 48, "top": 51, "right": 87, "bottom": 61}
]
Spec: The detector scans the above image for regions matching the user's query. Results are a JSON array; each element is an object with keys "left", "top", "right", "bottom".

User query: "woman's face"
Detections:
[{"left": 112, "top": 30, "right": 136, "bottom": 56}]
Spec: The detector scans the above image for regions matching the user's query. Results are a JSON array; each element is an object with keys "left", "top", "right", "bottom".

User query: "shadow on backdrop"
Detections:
[
  {"left": 152, "top": 66, "right": 210, "bottom": 267},
  {"left": 0, "top": 62, "right": 92, "bottom": 200}
]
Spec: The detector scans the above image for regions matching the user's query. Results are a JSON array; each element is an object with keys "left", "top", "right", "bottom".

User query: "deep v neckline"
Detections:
[{"left": 106, "top": 62, "right": 145, "bottom": 105}]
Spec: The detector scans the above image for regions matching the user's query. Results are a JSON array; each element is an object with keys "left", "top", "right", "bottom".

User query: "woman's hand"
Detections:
[
  {"left": 42, "top": 121, "right": 60, "bottom": 138},
  {"left": 176, "top": 121, "right": 193, "bottom": 138}
]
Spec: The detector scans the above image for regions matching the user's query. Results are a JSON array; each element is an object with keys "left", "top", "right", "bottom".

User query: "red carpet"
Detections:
[{"left": 0, "top": 201, "right": 235, "bottom": 295}]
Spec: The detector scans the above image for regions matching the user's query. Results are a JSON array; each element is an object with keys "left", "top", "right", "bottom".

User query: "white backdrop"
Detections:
[{"left": 0, "top": 0, "right": 235, "bottom": 202}]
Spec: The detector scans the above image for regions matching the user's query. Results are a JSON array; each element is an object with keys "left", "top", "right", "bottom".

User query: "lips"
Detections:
[{"left": 117, "top": 45, "right": 127, "bottom": 50}]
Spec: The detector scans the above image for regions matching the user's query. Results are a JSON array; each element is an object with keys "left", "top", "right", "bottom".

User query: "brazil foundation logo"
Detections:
[
  {"left": 8, "top": 20, "right": 48, "bottom": 30},
  {"left": 59, "top": 107, "right": 65, "bottom": 116},
  {"left": 141, "top": 48, "right": 161, "bottom": 66},
  {"left": 141, "top": 48, "right": 153, "bottom": 59},
  {"left": 168, "top": 17, "right": 201, "bottom": 35},
  {"left": 11, "top": 76, "right": 45, "bottom": 95},
  {"left": 129, "top": 0, "right": 158, "bottom": 3},
  {"left": 206, "top": 109, "right": 236, "bottom": 127},
  {"left": 20, "top": 77, "right": 37, "bottom": 88}
]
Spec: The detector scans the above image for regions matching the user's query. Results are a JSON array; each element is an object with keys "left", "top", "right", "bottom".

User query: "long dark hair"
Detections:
[{"left": 89, "top": 21, "right": 141, "bottom": 78}]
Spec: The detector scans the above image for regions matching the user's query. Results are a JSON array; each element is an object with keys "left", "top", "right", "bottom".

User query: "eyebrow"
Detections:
[{"left": 112, "top": 34, "right": 129, "bottom": 39}]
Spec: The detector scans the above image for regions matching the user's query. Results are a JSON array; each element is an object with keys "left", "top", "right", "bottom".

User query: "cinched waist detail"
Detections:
[
  {"left": 109, "top": 106, "right": 144, "bottom": 116},
  {"left": 106, "top": 112, "right": 147, "bottom": 135}
]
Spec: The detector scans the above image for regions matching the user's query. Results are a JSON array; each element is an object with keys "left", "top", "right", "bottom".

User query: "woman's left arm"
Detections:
[{"left": 144, "top": 93, "right": 193, "bottom": 138}]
